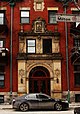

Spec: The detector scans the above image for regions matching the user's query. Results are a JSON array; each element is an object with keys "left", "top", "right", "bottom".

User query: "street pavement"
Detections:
[
  {"left": 0, "top": 103, "right": 12, "bottom": 110},
  {"left": 0, "top": 103, "right": 80, "bottom": 110}
]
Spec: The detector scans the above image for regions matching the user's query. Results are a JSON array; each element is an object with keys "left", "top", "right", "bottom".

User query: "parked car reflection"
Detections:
[{"left": 12, "top": 93, "right": 69, "bottom": 111}]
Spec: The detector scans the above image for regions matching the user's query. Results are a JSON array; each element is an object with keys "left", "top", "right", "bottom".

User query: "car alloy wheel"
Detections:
[
  {"left": 55, "top": 103, "right": 62, "bottom": 111},
  {"left": 20, "top": 103, "right": 29, "bottom": 111}
]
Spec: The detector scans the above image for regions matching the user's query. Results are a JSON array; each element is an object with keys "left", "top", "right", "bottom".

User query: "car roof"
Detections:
[{"left": 26, "top": 93, "right": 50, "bottom": 97}]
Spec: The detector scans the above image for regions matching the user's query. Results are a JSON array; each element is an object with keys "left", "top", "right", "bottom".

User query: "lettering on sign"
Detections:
[{"left": 56, "top": 14, "right": 80, "bottom": 22}]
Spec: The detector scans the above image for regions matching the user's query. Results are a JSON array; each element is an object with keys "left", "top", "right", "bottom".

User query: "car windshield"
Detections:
[{"left": 15, "top": 95, "right": 27, "bottom": 100}]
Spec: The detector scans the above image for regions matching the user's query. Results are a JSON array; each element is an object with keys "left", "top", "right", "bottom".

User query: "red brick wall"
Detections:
[{"left": 0, "top": 0, "right": 78, "bottom": 93}]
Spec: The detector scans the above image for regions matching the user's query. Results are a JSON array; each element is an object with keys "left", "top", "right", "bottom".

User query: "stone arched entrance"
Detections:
[{"left": 29, "top": 66, "right": 50, "bottom": 95}]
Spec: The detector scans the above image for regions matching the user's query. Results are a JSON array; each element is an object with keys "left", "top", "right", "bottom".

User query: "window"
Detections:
[
  {"left": 74, "top": 65, "right": 80, "bottom": 86},
  {"left": 0, "top": 11, "right": 5, "bottom": 25},
  {"left": 48, "top": 11, "right": 57, "bottom": 24},
  {"left": 74, "top": 39, "right": 80, "bottom": 47},
  {"left": 73, "top": 11, "right": 80, "bottom": 28},
  {"left": 70, "top": 11, "right": 80, "bottom": 35},
  {"left": 0, "top": 66, "right": 4, "bottom": 72},
  {"left": 0, "top": 40, "right": 4, "bottom": 47},
  {"left": 37, "top": 94, "right": 49, "bottom": 100},
  {"left": 76, "top": 0, "right": 78, "bottom": 2},
  {"left": 0, "top": 66, "right": 5, "bottom": 88},
  {"left": 0, "top": 75, "right": 4, "bottom": 88},
  {"left": 74, "top": 65, "right": 80, "bottom": 71},
  {"left": 43, "top": 39, "right": 52, "bottom": 54},
  {"left": 75, "top": 73, "right": 80, "bottom": 86},
  {"left": 75, "top": 94, "right": 80, "bottom": 102},
  {"left": 26, "top": 94, "right": 36, "bottom": 99},
  {"left": 27, "top": 40, "right": 36, "bottom": 53},
  {"left": 20, "top": 10, "right": 30, "bottom": 24},
  {"left": 0, "top": 95, "right": 4, "bottom": 103}
]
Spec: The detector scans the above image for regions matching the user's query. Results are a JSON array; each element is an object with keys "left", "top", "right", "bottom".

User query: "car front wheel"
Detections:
[
  {"left": 55, "top": 103, "right": 62, "bottom": 111},
  {"left": 19, "top": 103, "right": 29, "bottom": 111}
]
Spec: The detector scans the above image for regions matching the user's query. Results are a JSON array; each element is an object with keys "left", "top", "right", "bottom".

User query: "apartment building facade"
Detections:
[{"left": 0, "top": 0, "right": 80, "bottom": 103}]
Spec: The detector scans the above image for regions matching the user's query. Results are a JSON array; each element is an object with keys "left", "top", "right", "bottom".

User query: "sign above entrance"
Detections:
[{"left": 56, "top": 14, "right": 80, "bottom": 22}]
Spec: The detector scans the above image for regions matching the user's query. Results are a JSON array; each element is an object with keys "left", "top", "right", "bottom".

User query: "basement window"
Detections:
[
  {"left": 0, "top": 95, "right": 4, "bottom": 103},
  {"left": 0, "top": 66, "right": 5, "bottom": 88},
  {"left": 75, "top": 94, "right": 80, "bottom": 102}
]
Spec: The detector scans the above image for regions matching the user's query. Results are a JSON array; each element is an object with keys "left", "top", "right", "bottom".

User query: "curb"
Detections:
[
  {"left": 69, "top": 103, "right": 80, "bottom": 109},
  {"left": 0, "top": 104, "right": 12, "bottom": 110},
  {"left": 0, "top": 103, "right": 80, "bottom": 110}
]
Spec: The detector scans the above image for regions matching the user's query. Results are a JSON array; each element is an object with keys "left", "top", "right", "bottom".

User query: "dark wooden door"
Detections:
[{"left": 29, "top": 67, "right": 50, "bottom": 95}]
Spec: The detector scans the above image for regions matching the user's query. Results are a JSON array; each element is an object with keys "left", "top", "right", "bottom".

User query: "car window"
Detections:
[
  {"left": 37, "top": 94, "right": 49, "bottom": 100},
  {"left": 25, "top": 94, "right": 36, "bottom": 99}
]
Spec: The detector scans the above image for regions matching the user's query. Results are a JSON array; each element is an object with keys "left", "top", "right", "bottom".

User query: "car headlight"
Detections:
[
  {"left": 65, "top": 100, "right": 68, "bottom": 103},
  {"left": 62, "top": 100, "right": 68, "bottom": 103}
]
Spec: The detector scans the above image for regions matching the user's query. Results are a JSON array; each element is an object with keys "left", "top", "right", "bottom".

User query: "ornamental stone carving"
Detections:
[{"left": 34, "top": 0, "right": 44, "bottom": 11}]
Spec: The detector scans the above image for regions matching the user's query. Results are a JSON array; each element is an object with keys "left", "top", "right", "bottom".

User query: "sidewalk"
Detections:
[
  {"left": 0, "top": 103, "right": 12, "bottom": 110},
  {"left": 69, "top": 103, "right": 80, "bottom": 108},
  {"left": 0, "top": 103, "right": 80, "bottom": 110}
]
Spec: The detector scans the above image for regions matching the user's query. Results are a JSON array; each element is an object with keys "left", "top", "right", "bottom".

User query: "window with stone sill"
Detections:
[
  {"left": 48, "top": 10, "right": 57, "bottom": 24},
  {"left": 26, "top": 39, "right": 36, "bottom": 53},
  {"left": 20, "top": 10, "right": 30, "bottom": 24},
  {"left": 0, "top": 11, "right": 5, "bottom": 25}
]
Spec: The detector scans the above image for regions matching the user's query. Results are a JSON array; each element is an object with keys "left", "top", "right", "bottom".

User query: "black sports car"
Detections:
[{"left": 12, "top": 93, "right": 69, "bottom": 111}]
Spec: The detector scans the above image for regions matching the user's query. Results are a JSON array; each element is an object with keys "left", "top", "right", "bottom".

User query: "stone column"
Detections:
[{"left": 18, "top": 60, "right": 26, "bottom": 94}]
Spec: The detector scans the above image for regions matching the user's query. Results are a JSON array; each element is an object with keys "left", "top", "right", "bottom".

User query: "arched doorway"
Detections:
[{"left": 29, "top": 66, "right": 50, "bottom": 95}]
